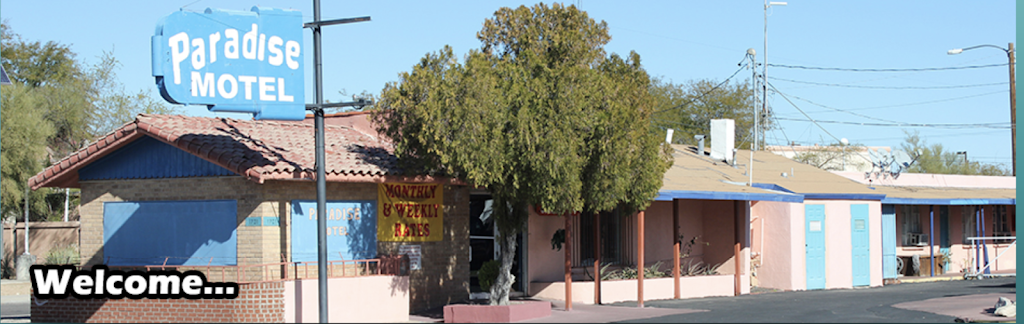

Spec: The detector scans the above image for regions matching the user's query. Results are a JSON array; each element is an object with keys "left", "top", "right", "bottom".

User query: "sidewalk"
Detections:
[
  {"left": 897, "top": 269, "right": 1015, "bottom": 284},
  {"left": 0, "top": 280, "right": 31, "bottom": 296},
  {"left": 407, "top": 298, "right": 707, "bottom": 323},
  {"left": 893, "top": 293, "right": 1016, "bottom": 323}
]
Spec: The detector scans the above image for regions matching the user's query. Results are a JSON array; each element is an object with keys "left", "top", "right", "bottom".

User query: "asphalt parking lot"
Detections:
[{"left": 612, "top": 277, "right": 1016, "bottom": 323}]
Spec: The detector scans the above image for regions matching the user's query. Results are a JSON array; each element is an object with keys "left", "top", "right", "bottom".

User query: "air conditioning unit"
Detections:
[
  {"left": 903, "top": 233, "right": 930, "bottom": 246},
  {"left": 915, "top": 234, "right": 930, "bottom": 246}
]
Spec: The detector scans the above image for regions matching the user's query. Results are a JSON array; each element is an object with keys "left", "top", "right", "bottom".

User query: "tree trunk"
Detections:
[{"left": 489, "top": 230, "right": 518, "bottom": 305}]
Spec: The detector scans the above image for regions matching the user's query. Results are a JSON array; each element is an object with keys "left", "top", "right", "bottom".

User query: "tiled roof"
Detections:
[{"left": 30, "top": 114, "right": 452, "bottom": 190}]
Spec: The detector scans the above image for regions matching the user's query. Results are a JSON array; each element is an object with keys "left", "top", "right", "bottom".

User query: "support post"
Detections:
[
  {"left": 1009, "top": 42, "right": 1016, "bottom": 176},
  {"left": 312, "top": 1, "right": 328, "bottom": 321},
  {"left": 975, "top": 206, "right": 981, "bottom": 274},
  {"left": 929, "top": 205, "right": 934, "bottom": 277},
  {"left": 734, "top": 201, "right": 742, "bottom": 296},
  {"left": 673, "top": 199, "right": 680, "bottom": 299},
  {"left": 593, "top": 212, "right": 601, "bottom": 305},
  {"left": 980, "top": 206, "right": 990, "bottom": 274},
  {"left": 637, "top": 210, "right": 645, "bottom": 308},
  {"left": 564, "top": 213, "right": 572, "bottom": 311}
]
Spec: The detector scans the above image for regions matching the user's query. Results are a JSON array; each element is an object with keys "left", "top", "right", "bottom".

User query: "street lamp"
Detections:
[
  {"left": 948, "top": 42, "right": 1015, "bottom": 176},
  {"left": 762, "top": 1, "right": 787, "bottom": 151},
  {"left": 955, "top": 151, "right": 968, "bottom": 164}
]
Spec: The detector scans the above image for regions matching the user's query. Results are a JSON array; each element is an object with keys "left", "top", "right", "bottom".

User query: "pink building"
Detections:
[
  {"left": 526, "top": 138, "right": 890, "bottom": 306},
  {"left": 834, "top": 172, "right": 1016, "bottom": 280}
]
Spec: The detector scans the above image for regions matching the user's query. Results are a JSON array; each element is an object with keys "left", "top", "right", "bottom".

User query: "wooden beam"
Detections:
[
  {"left": 564, "top": 213, "right": 572, "bottom": 311},
  {"left": 637, "top": 210, "right": 645, "bottom": 308},
  {"left": 673, "top": 199, "right": 680, "bottom": 299},
  {"left": 734, "top": 201, "right": 742, "bottom": 296}
]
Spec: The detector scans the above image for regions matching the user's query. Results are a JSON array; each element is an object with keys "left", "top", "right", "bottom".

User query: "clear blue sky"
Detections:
[{"left": 1, "top": 1, "right": 1017, "bottom": 169}]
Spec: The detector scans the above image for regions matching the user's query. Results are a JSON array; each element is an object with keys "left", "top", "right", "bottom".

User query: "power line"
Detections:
[
  {"left": 774, "top": 117, "right": 1012, "bottom": 129},
  {"left": 767, "top": 76, "right": 1007, "bottom": 90},
  {"left": 766, "top": 62, "right": 1009, "bottom": 72},
  {"left": 655, "top": 63, "right": 748, "bottom": 114},
  {"left": 773, "top": 89, "right": 1006, "bottom": 116}
]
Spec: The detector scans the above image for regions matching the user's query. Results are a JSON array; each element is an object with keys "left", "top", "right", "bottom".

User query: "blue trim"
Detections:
[
  {"left": 655, "top": 190, "right": 804, "bottom": 203},
  {"left": 804, "top": 193, "right": 887, "bottom": 201},
  {"left": 80, "top": 136, "right": 235, "bottom": 181},
  {"left": 751, "top": 183, "right": 795, "bottom": 193},
  {"left": 882, "top": 198, "right": 1016, "bottom": 205}
]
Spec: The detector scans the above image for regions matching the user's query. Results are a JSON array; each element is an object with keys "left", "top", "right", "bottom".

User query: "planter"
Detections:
[{"left": 443, "top": 300, "right": 552, "bottom": 323}]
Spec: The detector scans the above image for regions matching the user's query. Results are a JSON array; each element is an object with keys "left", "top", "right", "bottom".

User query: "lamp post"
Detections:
[
  {"left": 948, "top": 43, "right": 1015, "bottom": 176},
  {"left": 956, "top": 151, "right": 968, "bottom": 164},
  {"left": 762, "top": 0, "right": 787, "bottom": 151}
]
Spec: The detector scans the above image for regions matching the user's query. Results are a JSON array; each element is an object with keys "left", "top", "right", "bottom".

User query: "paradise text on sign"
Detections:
[
  {"left": 152, "top": 7, "right": 305, "bottom": 121},
  {"left": 291, "top": 200, "right": 377, "bottom": 262},
  {"left": 378, "top": 183, "right": 444, "bottom": 242}
]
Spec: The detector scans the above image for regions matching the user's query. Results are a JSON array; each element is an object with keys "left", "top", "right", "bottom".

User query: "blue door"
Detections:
[
  {"left": 881, "top": 205, "right": 897, "bottom": 279},
  {"left": 805, "top": 205, "right": 826, "bottom": 290},
  {"left": 851, "top": 204, "right": 870, "bottom": 286}
]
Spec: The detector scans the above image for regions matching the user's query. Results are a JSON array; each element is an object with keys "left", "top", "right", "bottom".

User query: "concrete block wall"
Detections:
[{"left": 78, "top": 176, "right": 262, "bottom": 267}]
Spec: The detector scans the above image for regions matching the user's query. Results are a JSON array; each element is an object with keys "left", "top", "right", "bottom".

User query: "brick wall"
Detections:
[{"left": 31, "top": 281, "right": 285, "bottom": 323}]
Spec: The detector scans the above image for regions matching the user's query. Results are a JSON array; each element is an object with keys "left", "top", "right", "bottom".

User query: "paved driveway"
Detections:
[{"left": 612, "top": 277, "right": 1015, "bottom": 323}]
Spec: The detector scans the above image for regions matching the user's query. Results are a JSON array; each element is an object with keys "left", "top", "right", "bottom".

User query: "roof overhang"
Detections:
[
  {"left": 881, "top": 198, "right": 1016, "bottom": 205},
  {"left": 655, "top": 190, "right": 805, "bottom": 203}
]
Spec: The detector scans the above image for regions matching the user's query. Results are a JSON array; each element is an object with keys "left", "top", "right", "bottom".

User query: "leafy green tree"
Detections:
[
  {"left": 1, "top": 23, "right": 178, "bottom": 221},
  {"left": 372, "top": 3, "right": 671, "bottom": 305},
  {"left": 1, "top": 84, "right": 56, "bottom": 221},
  {"left": 901, "top": 131, "right": 1009, "bottom": 176},
  {"left": 652, "top": 78, "right": 767, "bottom": 149}
]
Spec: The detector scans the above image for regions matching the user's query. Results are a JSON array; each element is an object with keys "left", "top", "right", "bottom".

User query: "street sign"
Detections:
[{"left": 152, "top": 7, "right": 305, "bottom": 120}]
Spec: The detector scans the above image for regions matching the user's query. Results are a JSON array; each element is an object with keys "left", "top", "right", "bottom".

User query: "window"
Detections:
[
  {"left": 992, "top": 206, "right": 1013, "bottom": 243},
  {"left": 963, "top": 207, "right": 977, "bottom": 245},
  {"left": 901, "top": 205, "right": 922, "bottom": 246},
  {"left": 573, "top": 206, "right": 634, "bottom": 268}
]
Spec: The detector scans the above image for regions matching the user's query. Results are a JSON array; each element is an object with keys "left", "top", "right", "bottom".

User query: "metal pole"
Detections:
[
  {"left": 63, "top": 188, "right": 69, "bottom": 222},
  {"left": 1008, "top": 42, "right": 1015, "bottom": 176},
  {"left": 980, "top": 206, "right": 990, "bottom": 274},
  {"left": 23, "top": 185, "right": 29, "bottom": 255},
  {"left": 975, "top": 206, "right": 981, "bottom": 274},
  {"left": 593, "top": 212, "right": 600, "bottom": 305},
  {"left": 312, "top": 0, "right": 329, "bottom": 322},
  {"left": 749, "top": 49, "right": 757, "bottom": 185},
  {"left": 762, "top": 0, "right": 768, "bottom": 151}
]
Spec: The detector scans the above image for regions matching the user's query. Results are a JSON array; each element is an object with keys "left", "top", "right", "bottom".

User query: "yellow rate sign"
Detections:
[{"left": 378, "top": 183, "right": 443, "bottom": 242}]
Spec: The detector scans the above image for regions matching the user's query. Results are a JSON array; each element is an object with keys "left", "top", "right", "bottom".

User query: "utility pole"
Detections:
[
  {"left": 304, "top": 1, "right": 371, "bottom": 321},
  {"left": 1008, "top": 42, "right": 1015, "bottom": 176},
  {"left": 748, "top": 48, "right": 757, "bottom": 186},
  {"left": 763, "top": 0, "right": 786, "bottom": 151}
]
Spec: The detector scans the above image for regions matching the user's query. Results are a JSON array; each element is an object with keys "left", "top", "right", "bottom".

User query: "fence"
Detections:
[
  {"left": 965, "top": 236, "right": 1016, "bottom": 279},
  {"left": 2, "top": 221, "right": 80, "bottom": 266}
]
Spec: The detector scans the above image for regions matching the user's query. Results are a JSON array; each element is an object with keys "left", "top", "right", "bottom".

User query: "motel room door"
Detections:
[
  {"left": 881, "top": 205, "right": 897, "bottom": 280},
  {"left": 805, "top": 204, "right": 826, "bottom": 290},
  {"left": 851, "top": 204, "right": 870, "bottom": 287}
]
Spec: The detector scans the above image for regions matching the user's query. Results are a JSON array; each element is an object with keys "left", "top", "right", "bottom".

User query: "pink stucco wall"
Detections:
[
  {"left": 751, "top": 201, "right": 802, "bottom": 291},
  {"left": 529, "top": 275, "right": 735, "bottom": 304},
  {"left": 526, "top": 199, "right": 750, "bottom": 297},
  {"left": 283, "top": 276, "right": 410, "bottom": 323},
  {"left": 752, "top": 200, "right": 883, "bottom": 291}
]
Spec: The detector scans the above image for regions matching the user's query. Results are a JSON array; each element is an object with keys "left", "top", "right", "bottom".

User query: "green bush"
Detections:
[
  {"left": 45, "top": 244, "right": 79, "bottom": 265},
  {"left": 478, "top": 260, "right": 501, "bottom": 292}
]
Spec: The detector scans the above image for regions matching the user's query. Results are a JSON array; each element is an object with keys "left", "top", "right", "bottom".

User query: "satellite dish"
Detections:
[{"left": 0, "top": 64, "right": 11, "bottom": 85}]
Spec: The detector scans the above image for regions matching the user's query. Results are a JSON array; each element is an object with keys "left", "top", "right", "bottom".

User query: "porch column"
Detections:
[
  {"left": 564, "top": 213, "right": 572, "bottom": 311},
  {"left": 734, "top": 201, "right": 742, "bottom": 296},
  {"left": 980, "top": 206, "right": 990, "bottom": 274},
  {"left": 594, "top": 212, "right": 601, "bottom": 305},
  {"left": 673, "top": 199, "right": 680, "bottom": 299},
  {"left": 929, "top": 205, "right": 935, "bottom": 277},
  {"left": 975, "top": 206, "right": 981, "bottom": 274},
  {"left": 637, "top": 210, "right": 645, "bottom": 308}
]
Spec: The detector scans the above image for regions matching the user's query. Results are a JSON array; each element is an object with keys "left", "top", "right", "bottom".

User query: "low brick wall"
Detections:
[{"left": 31, "top": 281, "right": 284, "bottom": 323}]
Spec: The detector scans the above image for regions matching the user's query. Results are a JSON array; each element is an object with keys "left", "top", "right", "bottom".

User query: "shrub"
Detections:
[
  {"left": 478, "top": 260, "right": 500, "bottom": 291},
  {"left": 45, "top": 244, "right": 79, "bottom": 265}
]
